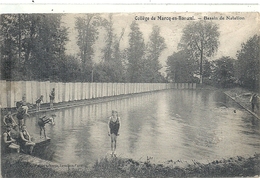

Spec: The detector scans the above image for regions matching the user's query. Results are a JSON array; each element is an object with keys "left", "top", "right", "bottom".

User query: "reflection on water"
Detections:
[{"left": 24, "top": 90, "right": 260, "bottom": 165}]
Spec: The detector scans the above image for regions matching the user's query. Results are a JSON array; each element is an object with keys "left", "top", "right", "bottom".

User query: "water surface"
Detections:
[{"left": 24, "top": 90, "right": 260, "bottom": 165}]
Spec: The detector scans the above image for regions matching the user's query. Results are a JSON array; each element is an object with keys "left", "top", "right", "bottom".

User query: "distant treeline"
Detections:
[
  {"left": 167, "top": 34, "right": 259, "bottom": 91},
  {"left": 1, "top": 14, "right": 259, "bottom": 91},
  {"left": 0, "top": 14, "right": 166, "bottom": 83}
]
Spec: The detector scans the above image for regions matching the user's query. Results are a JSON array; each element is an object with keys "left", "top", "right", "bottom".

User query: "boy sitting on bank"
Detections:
[
  {"left": 16, "top": 96, "right": 31, "bottom": 116},
  {"left": 3, "top": 125, "right": 20, "bottom": 153},
  {"left": 38, "top": 114, "right": 56, "bottom": 139}
]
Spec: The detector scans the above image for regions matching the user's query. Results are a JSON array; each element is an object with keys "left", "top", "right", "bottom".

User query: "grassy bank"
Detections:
[{"left": 2, "top": 153, "right": 260, "bottom": 178}]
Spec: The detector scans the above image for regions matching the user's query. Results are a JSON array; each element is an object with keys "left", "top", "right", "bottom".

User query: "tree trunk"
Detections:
[{"left": 200, "top": 41, "right": 203, "bottom": 84}]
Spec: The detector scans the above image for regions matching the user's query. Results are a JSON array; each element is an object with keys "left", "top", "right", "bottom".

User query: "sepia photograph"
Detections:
[{"left": 1, "top": 5, "right": 260, "bottom": 177}]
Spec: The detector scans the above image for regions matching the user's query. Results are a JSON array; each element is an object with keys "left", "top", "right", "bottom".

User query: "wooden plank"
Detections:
[
  {"left": 225, "top": 92, "right": 260, "bottom": 120},
  {"left": 33, "top": 136, "right": 51, "bottom": 145}
]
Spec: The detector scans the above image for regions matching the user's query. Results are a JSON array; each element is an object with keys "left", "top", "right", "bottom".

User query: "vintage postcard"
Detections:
[{"left": 1, "top": 4, "right": 260, "bottom": 177}]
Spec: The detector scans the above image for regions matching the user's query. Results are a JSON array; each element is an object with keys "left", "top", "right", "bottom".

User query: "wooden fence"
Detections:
[{"left": 0, "top": 81, "right": 196, "bottom": 108}]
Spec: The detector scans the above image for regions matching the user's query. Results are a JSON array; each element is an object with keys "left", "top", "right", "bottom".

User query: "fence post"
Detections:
[
  {"left": 74, "top": 83, "right": 78, "bottom": 101},
  {"left": 192, "top": 83, "right": 196, "bottom": 89},
  {"left": 96, "top": 83, "right": 100, "bottom": 98},
  {"left": 100, "top": 83, "right": 103, "bottom": 97},
  {"left": 89, "top": 83, "right": 93, "bottom": 99},
  {"left": 13, "top": 81, "right": 23, "bottom": 107},
  {"left": 9, "top": 81, "right": 15, "bottom": 108},
  {"left": 64, "top": 82, "right": 68, "bottom": 102},
  {"left": 79, "top": 82, "right": 82, "bottom": 100},
  {"left": 69, "top": 82, "right": 73, "bottom": 101},
  {"left": 79, "top": 82, "right": 83, "bottom": 100},
  {"left": 6, "top": 81, "right": 11, "bottom": 108},
  {"left": 93, "top": 83, "right": 97, "bottom": 98},
  {"left": 41, "top": 81, "right": 49, "bottom": 104},
  {"left": 107, "top": 83, "right": 111, "bottom": 96},
  {"left": 82, "top": 83, "right": 86, "bottom": 100},
  {"left": 0, "top": 80, "right": 7, "bottom": 108},
  {"left": 112, "top": 83, "right": 115, "bottom": 96},
  {"left": 116, "top": 83, "right": 119, "bottom": 96},
  {"left": 85, "top": 83, "right": 89, "bottom": 99},
  {"left": 102, "top": 83, "right": 105, "bottom": 97},
  {"left": 56, "top": 82, "right": 61, "bottom": 103}
]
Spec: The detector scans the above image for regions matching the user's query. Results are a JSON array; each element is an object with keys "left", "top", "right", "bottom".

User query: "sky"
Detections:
[
  {"left": 1, "top": 4, "right": 258, "bottom": 69},
  {"left": 62, "top": 12, "right": 259, "bottom": 68}
]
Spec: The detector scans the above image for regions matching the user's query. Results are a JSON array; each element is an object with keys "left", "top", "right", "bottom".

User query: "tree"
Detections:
[
  {"left": 144, "top": 25, "right": 167, "bottom": 82},
  {"left": 235, "top": 35, "right": 260, "bottom": 91},
  {"left": 126, "top": 21, "right": 145, "bottom": 82},
  {"left": 0, "top": 14, "right": 19, "bottom": 80},
  {"left": 101, "top": 14, "right": 114, "bottom": 62},
  {"left": 212, "top": 56, "right": 235, "bottom": 87},
  {"left": 59, "top": 55, "right": 82, "bottom": 82},
  {"left": 0, "top": 14, "right": 35, "bottom": 80},
  {"left": 97, "top": 14, "right": 126, "bottom": 82},
  {"left": 178, "top": 21, "right": 220, "bottom": 84},
  {"left": 203, "top": 60, "right": 212, "bottom": 78},
  {"left": 212, "top": 56, "right": 235, "bottom": 88},
  {"left": 75, "top": 14, "right": 100, "bottom": 81},
  {"left": 30, "top": 14, "right": 69, "bottom": 80},
  {"left": 0, "top": 14, "right": 69, "bottom": 81},
  {"left": 166, "top": 50, "right": 198, "bottom": 83}
]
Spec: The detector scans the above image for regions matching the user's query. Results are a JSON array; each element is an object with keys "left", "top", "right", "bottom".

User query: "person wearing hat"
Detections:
[
  {"left": 107, "top": 110, "right": 121, "bottom": 157},
  {"left": 3, "top": 125, "right": 20, "bottom": 153}
]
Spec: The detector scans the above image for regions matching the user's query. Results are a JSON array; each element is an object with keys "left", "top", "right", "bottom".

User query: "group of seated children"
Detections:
[
  {"left": 3, "top": 102, "right": 35, "bottom": 154},
  {"left": 2, "top": 103, "right": 56, "bottom": 155},
  {"left": 2, "top": 92, "right": 56, "bottom": 154},
  {"left": 3, "top": 123, "right": 35, "bottom": 155}
]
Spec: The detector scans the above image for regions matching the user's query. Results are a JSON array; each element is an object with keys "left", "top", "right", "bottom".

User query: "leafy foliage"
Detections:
[
  {"left": 212, "top": 56, "right": 236, "bottom": 88},
  {"left": 126, "top": 21, "right": 146, "bottom": 82},
  {"left": 1, "top": 14, "right": 168, "bottom": 83},
  {"left": 0, "top": 14, "right": 69, "bottom": 81},
  {"left": 235, "top": 35, "right": 260, "bottom": 91},
  {"left": 59, "top": 55, "right": 83, "bottom": 82},
  {"left": 178, "top": 21, "right": 220, "bottom": 83},
  {"left": 75, "top": 14, "right": 101, "bottom": 81},
  {"left": 166, "top": 50, "right": 198, "bottom": 83},
  {"left": 144, "top": 25, "right": 167, "bottom": 82},
  {"left": 96, "top": 14, "right": 126, "bottom": 82}
]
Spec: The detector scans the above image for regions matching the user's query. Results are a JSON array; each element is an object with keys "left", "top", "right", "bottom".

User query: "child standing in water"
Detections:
[
  {"left": 108, "top": 110, "right": 121, "bottom": 157},
  {"left": 38, "top": 114, "right": 56, "bottom": 138}
]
